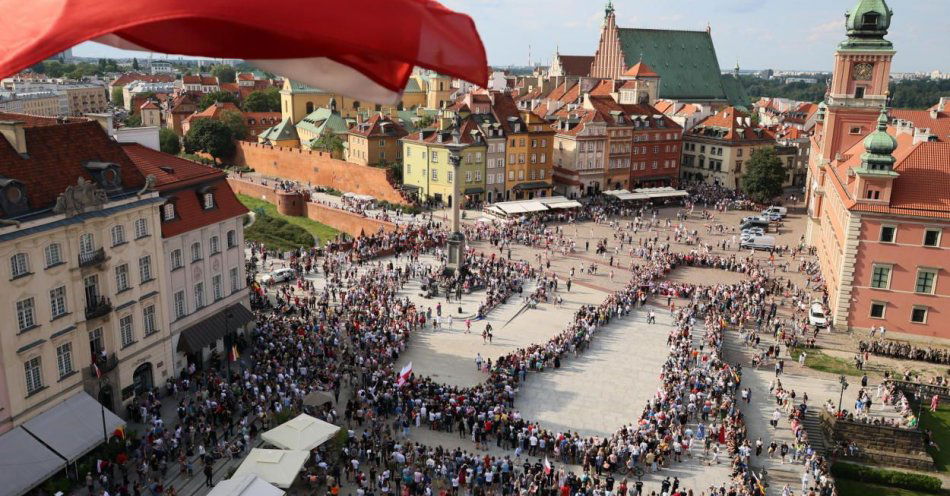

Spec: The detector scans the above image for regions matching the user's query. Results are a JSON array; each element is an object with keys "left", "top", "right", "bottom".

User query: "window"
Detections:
[
  {"left": 119, "top": 315, "right": 134, "bottom": 347},
  {"left": 911, "top": 306, "right": 928, "bottom": 324},
  {"left": 143, "top": 305, "right": 156, "bottom": 335},
  {"left": 50, "top": 286, "right": 67, "bottom": 319},
  {"left": 869, "top": 302, "right": 886, "bottom": 319},
  {"left": 227, "top": 230, "right": 237, "bottom": 248},
  {"left": 212, "top": 274, "right": 223, "bottom": 301},
  {"left": 870, "top": 264, "right": 891, "bottom": 289},
  {"left": 518, "top": 170, "right": 524, "bottom": 180},
  {"left": 508, "top": 170, "right": 514, "bottom": 181},
  {"left": 431, "top": 169, "right": 438, "bottom": 181},
  {"left": 879, "top": 225, "right": 896, "bottom": 243},
  {"left": 79, "top": 233, "right": 94, "bottom": 255},
  {"left": 44, "top": 244, "right": 62, "bottom": 268},
  {"left": 431, "top": 151, "right": 439, "bottom": 163},
  {"left": 849, "top": 126, "right": 862, "bottom": 135},
  {"left": 134, "top": 218, "right": 149, "bottom": 239},
  {"left": 447, "top": 171, "right": 453, "bottom": 183},
  {"left": 173, "top": 290, "right": 186, "bottom": 319},
  {"left": 475, "top": 170, "right": 482, "bottom": 181},
  {"left": 208, "top": 235, "right": 220, "bottom": 255},
  {"left": 924, "top": 229, "right": 941, "bottom": 247},
  {"left": 111, "top": 225, "right": 126, "bottom": 246},
  {"left": 115, "top": 264, "right": 130, "bottom": 292},
  {"left": 915, "top": 268, "right": 937, "bottom": 294},
  {"left": 16, "top": 297, "right": 35, "bottom": 331},
  {"left": 170, "top": 249, "right": 182, "bottom": 269},
  {"left": 230, "top": 267, "right": 240, "bottom": 292},
  {"left": 162, "top": 203, "right": 175, "bottom": 221},
  {"left": 56, "top": 343, "right": 74, "bottom": 378},
  {"left": 139, "top": 255, "right": 152, "bottom": 282},
  {"left": 10, "top": 253, "right": 29, "bottom": 278},
  {"left": 191, "top": 242, "right": 202, "bottom": 262},
  {"left": 194, "top": 282, "right": 205, "bottom": 309},
  {"left": 24, "top": 357, "right": 42, "bottom": 394}
]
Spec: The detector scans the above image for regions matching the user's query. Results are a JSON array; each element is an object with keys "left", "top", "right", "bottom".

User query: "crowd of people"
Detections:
[{"left": 858, "top": 340, "right": 950, "bottom": 365}]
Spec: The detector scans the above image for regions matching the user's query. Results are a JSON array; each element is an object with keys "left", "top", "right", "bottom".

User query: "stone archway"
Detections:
[{"left": 132, "top": 362, "right": 154, "bottom": 396}]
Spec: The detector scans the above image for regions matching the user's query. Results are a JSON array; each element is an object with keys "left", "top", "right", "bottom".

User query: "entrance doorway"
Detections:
[
  {"left": 132, "top": 363, "right": 153, "bottom": 395},
  {"left": 98, "top": 384, "right": 114, "bottom": 411}
]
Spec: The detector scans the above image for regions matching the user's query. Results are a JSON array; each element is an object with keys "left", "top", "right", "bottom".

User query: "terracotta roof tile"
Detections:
[
  {"left": 555, "top": 55, "right": 594, "bottom": 77},
  {"left": 623, "top": 61, "right": 659, "bottom": 78}
]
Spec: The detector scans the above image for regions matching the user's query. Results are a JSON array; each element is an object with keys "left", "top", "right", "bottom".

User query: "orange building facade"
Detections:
[{"left": 805, "top": 0, "right": 950, "bottom": 340}]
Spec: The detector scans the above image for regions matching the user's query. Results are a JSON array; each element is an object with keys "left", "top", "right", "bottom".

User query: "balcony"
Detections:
[
  {"left": 85, "top": 296, "right": 112, "bottom": 320},
  {"left": 78, "top": 248, "right": 107, "bottom": 268},
  {"left": 88, "top": 352, "right": 118, "bottom": 379}
]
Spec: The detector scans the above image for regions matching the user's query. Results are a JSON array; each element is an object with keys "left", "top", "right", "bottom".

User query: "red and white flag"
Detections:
[
  {"left": 544, "top": 457, "right": 552, "bottom": 475},
  {"left": 0, "top": 0, "right": 487, "bottom": 104},
  {"left": 93, "top": 363, "right": 102, "bottom": 379},
  {"left": 397, "top": 362, "right": 412, "bottom": 387}
]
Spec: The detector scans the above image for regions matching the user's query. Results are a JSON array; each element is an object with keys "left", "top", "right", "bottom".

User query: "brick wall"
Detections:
[
  {"left": 227, "top": 178, "right": 396, "bottom": 238},
  {"left": 233, "top": 141, "right": 408, "bottom": 204}
]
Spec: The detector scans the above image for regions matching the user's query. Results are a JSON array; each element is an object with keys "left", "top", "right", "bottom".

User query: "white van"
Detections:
[
  {"left": 762, "top": 206, "right": 788, "bottom": 218},
  {"left": 740, "top": 235, "right": 776, "bottom": 250}
]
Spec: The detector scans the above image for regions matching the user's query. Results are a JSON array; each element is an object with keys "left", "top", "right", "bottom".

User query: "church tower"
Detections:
[
  {"left": 820, "top": 0, "right": 895, "bottom": 161},
  {"left": 589, "top": 1, "right": 623, "bottom": 79}
]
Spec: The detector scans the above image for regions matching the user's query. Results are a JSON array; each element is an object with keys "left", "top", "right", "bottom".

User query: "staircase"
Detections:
[{"left": 802, "top": 409, "right": 830, "bottom": 455}]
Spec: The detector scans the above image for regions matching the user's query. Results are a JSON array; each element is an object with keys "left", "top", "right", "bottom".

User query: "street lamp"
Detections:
[
  {"left": 224, "top": 309, "right": 234, "bottom": 380},
  {"left": 837, "top": 375, "right": 849, "bottom": 414}
]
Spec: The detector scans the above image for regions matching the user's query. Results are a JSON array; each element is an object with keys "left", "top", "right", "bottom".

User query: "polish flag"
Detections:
[
  {"left": 397, "top": 362, "right": 412, "bottom": 387},
  {"left": 93, "top": 363, "right": 102, "bottom": 379},
  {"left": 0, "top": 0, "right": 487, "bottom": 104},
  {"left": 544, "top": 457, "right": 552, "bottom": 475}
]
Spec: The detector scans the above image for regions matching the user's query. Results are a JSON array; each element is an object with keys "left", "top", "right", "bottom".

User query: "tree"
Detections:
[
  {"left": 184, "top": 119, "right": 235, "bottom": 165},
  {"left": 741, "top": 147, "right": 786, "bottom": 203},
  {"left": 212, "top": 65, "right": 236, "bottom": 83},
  {"left": 111, "top": 87, "right": 124, "bottom": 105},
  {"left": 132, "top": 58, "right": 139, "bottom": 70},
  {"left": 124, "top": 114, "right": 142, "bottom": 128},
  {"left": 198, "top": 91, "right": 239, "bottom": 111},
  {"left": 159, "top": 128, "right": 181, "bottom": 155},
  {"left": 242, "top": 87, "right": 281, "bottom": 112},
  {"left": 219, "top": 110, "right": 248, "bottom": 141},
  {"left": 416, "top": 115, "right": 435, "bottom": 128},
  {"left": 310, "top": 129, "right": 344, "bottom": 156}
]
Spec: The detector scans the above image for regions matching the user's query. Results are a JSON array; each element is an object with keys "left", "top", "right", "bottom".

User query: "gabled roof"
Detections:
[
  {"left": 121, "top": 144, "right": 248, "bottom": 236},
  {"left": 296, "top": 107, "right": 350, "bottom": 138},
  {"left": 139, "top": 100, "right": 160, "bottom": 111},
  {"left": 404, "top": 116, "right": 484, "bottom": 145},
  {"left": 555, "top": 55, "right": 594, "bottom": 77},
  {"left": 890, "top": 109, "right": 950, "bottom": 142},
  {"left": 719, "top": 74, "right": 750, "bottom": 108},
  {"left": 623, "top": 61, "right": 658, "bottom": 78},
  {"left": 552, "top": 108, "right": 606, "bottom": 137},
  {"left": 690, "top": 106, "right": 773, "bottom": 142},
  {"left": 219, "top": 82, "right": 240, "bottom": 93},
  {"left": 0, "top": 115, "right": 146, "bottom": 217},
  {"left": 259, "top": 117, "right": 299, "bottom": 142},
  {"left": 490, "top": 92, "right": 525, "bottom": 134},
  {"left": 589, "top": 80, "right": 614, "bottom": 97},
  {"left": 349, "top": 113, "right": 408, "bottom": 138},
  {"left": 237, "top": 73, "right": 255, "bottom": 81},
  {"left": 616, "top": 28, "right": 729, "bottom": 101},
  {"left": 111, "top": 72, "right": 174, "bottom": 87}
]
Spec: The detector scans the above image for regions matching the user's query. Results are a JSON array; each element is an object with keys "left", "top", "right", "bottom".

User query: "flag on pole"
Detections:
[
  {"left": 228, "top": 344, "right": 240, "bottom": 362},
  {"left": 397, "top": 362, "right": 412, "bottom": 387},
  {"left": 544, "top": 457, "right": 552, "bottom": 475},
  {"left": 93, "top": 363, "right": 102, "bottom": 379}
]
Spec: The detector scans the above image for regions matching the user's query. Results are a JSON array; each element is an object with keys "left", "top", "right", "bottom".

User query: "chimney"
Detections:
[
  {"left": 84, "top": 113, "right": 115, "bottom": 136},
  {"left": 0, "top": 120, "right": 27, "bottom": 154},
  {"left": 930, "top": 107, "right": 939, "bottom": 120}
]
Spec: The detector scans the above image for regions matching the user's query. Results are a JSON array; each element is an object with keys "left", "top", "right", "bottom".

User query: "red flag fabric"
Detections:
[{"left": 0, "top": 0, "right": 487, "bottom": 103}]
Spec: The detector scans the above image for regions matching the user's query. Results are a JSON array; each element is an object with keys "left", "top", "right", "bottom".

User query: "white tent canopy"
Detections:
[
  {"left": 232, "top": 449, "right": 310, "bottom": 489},
  {"left": 615, "top": 192, "right": 650, "bottom": 201},
  {"left": 634, "top": 187, "right": 689, "bottom": 199},
  {"left": 208, "top": 474, "right": 285, "bottom": 496},
  {"left": 22, "top": 391, "right": 125, "bottom": 462},
  {"left": 261, "top": 414, "right": 340, "bottom": 451}
]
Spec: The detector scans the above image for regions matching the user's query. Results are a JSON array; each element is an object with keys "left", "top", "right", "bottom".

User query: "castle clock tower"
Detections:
[{"left": 820, "top": 0, "right": 896, "bottom": 161}]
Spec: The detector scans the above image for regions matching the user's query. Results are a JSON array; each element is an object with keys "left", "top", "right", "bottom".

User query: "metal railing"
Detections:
[
  {"left": 84, "top": 296, "right": 112, "bottom": 320},
  {"left": 78, "top": 247, "right": 107, "bottom": 267},
  {"left": 88, "top": 352, "right": 118, "bottom": 378}
]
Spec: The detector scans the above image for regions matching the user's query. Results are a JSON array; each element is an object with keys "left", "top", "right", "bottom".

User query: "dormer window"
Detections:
[
  {"left": 163, "top": 203, "right": 176, "bottom": 221},
  {"left": 203, "top": 193, "right": 215, "bottom": 210},
  {"left": 0, "top": 176, "right": 28, "bottom": 217},
  {"left": 862, "top": 12, "right": 880, "bottom": 29},
  {"left": 83, "top": 161, "right": 123, "bottom": 191}
]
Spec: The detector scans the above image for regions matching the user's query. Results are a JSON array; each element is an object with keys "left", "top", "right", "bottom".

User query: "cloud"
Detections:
[{"left": 807, "top": 19, "right": 841, "bottom": 43}]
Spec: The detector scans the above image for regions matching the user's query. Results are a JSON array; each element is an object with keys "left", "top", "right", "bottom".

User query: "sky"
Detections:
[{"left": 72, "top": 0, "right": 949, "bottom": 73}]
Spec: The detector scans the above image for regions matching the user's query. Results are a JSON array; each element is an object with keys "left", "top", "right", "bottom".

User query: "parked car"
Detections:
[
  {"left": 740, "top": 235, "right": 776, "bottom": 250},
  {"left": 261, "top": 267, "right": 296, "bottom": 284},
  {"left": 741, "top": 227, "right": 766, "bottom": 237},
  {"left": 740, "top": 219, "right": 770, "bottom": 231},
  {"left": 762, "top": 206, "right": 788, "bottom": 218},
  {"left": 809, "top": 302, "right": 828, "bottom": 328},
  {"left": 741, "top": 216, "right": 769, "bottom": 224}
]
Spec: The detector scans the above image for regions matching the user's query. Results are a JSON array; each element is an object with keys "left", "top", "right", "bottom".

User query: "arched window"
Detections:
[
  {"left": 353, "top": 101, "right": 360, "bottom": 110},
  {"left": 305, "top": 101, "right": 314, "bottom": 114}
]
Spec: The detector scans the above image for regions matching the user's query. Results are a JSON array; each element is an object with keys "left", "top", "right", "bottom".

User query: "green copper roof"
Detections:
[
  {"left": 617, "top": 28, "right": 730, "bottom": 101},
  {"left": 404, "top": 78, "right": 424, "bottom": 93},
  {"left": 259, "top": 117, "right": 299, "bottom": 142},
  {"left": 840, "top": 0, "right": 893, "bottom": 50},
  {"left": 720, "top": 74, "right": 750, "bottom": 108},
  {"left": 295, "top": 107, "right": 349, "bottom": 136},
  {"left": 859, "top": 107, "right": 897, "bottom": 172}
]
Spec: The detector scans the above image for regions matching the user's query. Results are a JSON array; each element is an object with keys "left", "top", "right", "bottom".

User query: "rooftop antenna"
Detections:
[{"left": 528, "top": 44, "right": 532, "bottom": 68}]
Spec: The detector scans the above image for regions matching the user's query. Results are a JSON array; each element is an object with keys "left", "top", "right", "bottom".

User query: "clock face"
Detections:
[{"left": 853, "top": 63, "right": 873, "bottom": 81}]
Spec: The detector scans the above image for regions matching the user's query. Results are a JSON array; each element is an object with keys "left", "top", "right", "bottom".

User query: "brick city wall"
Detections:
[
  {"left": 227, "top": 178, "right": 396, "bottom": 238},
  {"left": 233, "top": 141, "right": 408, "bottom": 204}
]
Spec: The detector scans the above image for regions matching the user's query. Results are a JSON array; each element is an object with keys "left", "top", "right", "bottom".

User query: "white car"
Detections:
[
  {"left": 741, "top": 227, "right": 765, "bottom": 237},
  {"left": 261, "top": 268, "right": 296, "bottom": 284},
  {"left": 808, "top": 303, "right": 828, "bottom": 328}
]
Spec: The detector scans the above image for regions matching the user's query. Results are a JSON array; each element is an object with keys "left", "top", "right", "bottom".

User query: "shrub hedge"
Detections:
[{"left": 831, "top": 462, "right": 942, "bottom": 493}]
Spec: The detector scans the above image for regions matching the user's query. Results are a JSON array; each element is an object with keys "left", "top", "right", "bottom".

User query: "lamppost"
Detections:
[
  {"left": 837, "top": 374, "right": 849, "bottom": 413},
  {"left": 224, "top": 309, "right": 234, "bottom": 380},
  {"left": 443, "top": 126, "right": 467, "bottom": 278}
]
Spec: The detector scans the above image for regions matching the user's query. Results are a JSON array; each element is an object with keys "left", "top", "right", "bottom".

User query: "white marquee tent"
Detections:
[
  {"left": 260, "top": 414, "right": 340, "bottom": 451},
  {"left": 232, "top": 449, "right": 310, "bottom": 489},
  {"left": 208, "top": 474, "right": 285, "bottom": 496}
]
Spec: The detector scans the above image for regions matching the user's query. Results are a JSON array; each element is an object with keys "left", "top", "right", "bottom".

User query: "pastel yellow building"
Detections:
[{"left": 402, "top": 120, "right": 487, "bottom": 206}]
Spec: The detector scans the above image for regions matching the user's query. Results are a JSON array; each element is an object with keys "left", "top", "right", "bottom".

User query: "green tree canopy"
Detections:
[
  {"left": 159, "top": 127, "right": 181, "bottom": 155},
  {"left": 212, "top": 65, "right": 236, "bottom": 83},
  {"left": 741, "top": 147, "right": 786, "bottom": 203},
  {"left": 183, "top": 119, "right": 235, "bottom": 165},
  {"left": 132, "top": 58, "right": 139, "bottom": 70},
  {"left": 111, "top": 87, "right": 124, "bottom": 105},
  {"left": 198, "top": 91, "right": 239, "bottom": 111},
  {"left": 242, "top": 87, "right": 281, "bottom": 112},
  {"left": 310, "top": 129, "right": 345, "bottom": 155},
  {"left": 219, "top": 110, "right": 248, "bottom": 141},
  {"left": 124, "top": 113, "right": 142, "bottom": 128}
]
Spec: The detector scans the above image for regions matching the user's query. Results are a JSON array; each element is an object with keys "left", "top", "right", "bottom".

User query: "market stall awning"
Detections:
[
  {"left": 302, "top": 390, "right": 336, "bottom": 407},
  {"left": 177, "top": 303, "right": 254, "bottom": 354},
  {"left": 464, "top": 187, "right": 485, "bottom": 195},
  {"left": 602, "top": 189, "right": 631, "bottom": 198},
  {"left": 261, "top": 414, "right": 340, "bottom": 451},
  {"left": 511, "top": 181, "right": 552, "bottom": 191},
  {"left": 209, "top": 474, "right": 285, "bottom": 496},
  {"left": 21, "top": 392, "right": 124, "bottom": 462},
  {"left": 545, "top": 200, "right": 583, "bottom": 209},
  {"left": 232, "top": 449, "right": 310, "bottom": 489},
  {"left": 0, "top": 427, "right": 65, "bottom": 496},
  {"left": 616, "top": 192, "right": 650, "bottom": 201},
  {"left": 0, "top": 0, "right": 488, "bottom": 104}
]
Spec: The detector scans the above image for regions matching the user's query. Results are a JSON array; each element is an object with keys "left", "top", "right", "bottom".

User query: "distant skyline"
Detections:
[{"left": 72, "top": 0, "right": 949, "bottom": 73}]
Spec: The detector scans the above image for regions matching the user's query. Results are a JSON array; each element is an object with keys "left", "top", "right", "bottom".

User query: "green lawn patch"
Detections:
[
  {"left": 832, "top": 462, "right": 942, "bottom": 493},
  {"left": 244, "top": 214, "right": 314, "bottom": 252},
  {"left": 836, "top": 479, "right": 940, "bottom": 496},
  {"left": 237, "top": 194, "right": 341, "bottom": 247},
  {"left": 919, "top": 405, "right": 950, "bottom": 472},
  {"left": 789, "top": 347, "right": 864, "bottom": 376}
]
